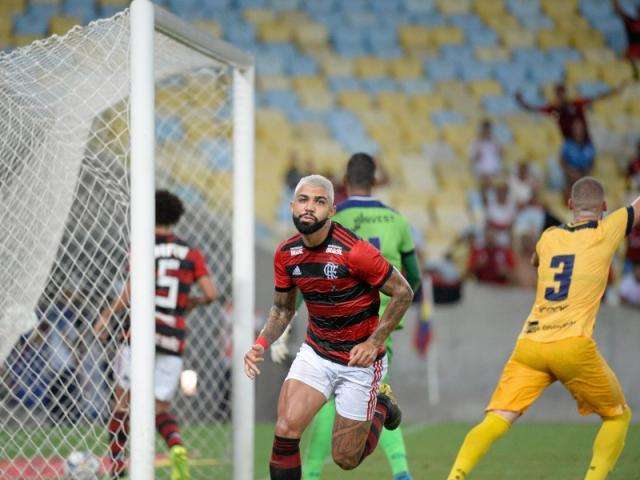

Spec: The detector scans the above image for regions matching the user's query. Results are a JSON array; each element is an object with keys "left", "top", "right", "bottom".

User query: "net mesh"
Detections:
[{"left": 0, "top": 9, "right": 236, "bottom": 479}]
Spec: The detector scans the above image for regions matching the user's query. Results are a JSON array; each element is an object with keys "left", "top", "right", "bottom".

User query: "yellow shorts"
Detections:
[{"left": 487, "top": 336, "right": 626, "bottom": 418}]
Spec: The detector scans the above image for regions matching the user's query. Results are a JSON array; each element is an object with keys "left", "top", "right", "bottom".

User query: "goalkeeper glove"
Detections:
[{"left": 270, "top": 323, "right": 293, "bottom": 365}]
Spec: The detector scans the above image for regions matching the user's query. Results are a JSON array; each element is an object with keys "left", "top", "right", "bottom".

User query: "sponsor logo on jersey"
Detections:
[
  {"left": 290, "top": 246, "right": 304, "bottom": 256},
  {"left": 325, "top": 244, "right": 342, "bottom": 255},
  {"left": 292, "top": 266, "right": 302, "bottom": 276},
  {"left": 324, "top": 262, "right": 339, "bottom": 280}
]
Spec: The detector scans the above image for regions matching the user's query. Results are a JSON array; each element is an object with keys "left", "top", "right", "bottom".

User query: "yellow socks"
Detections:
[
  {"left": 447, "top": 412, "right": 511, "bottom": 480},
  {"left": 585, "top": 408, "right": 632, "bottom": 480}
]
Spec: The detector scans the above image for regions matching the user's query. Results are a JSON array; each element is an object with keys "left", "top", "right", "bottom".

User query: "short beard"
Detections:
[{"left": 292, "top": 214, "right": 328, "bottom": 235}]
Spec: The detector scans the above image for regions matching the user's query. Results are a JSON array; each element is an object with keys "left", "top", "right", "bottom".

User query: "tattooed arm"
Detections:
[
  {"left": 244, "top": 288, "right": 298, "bottom": 379},
  {"left": 348, "top": 268, "right": 413, "bottom": 367}
]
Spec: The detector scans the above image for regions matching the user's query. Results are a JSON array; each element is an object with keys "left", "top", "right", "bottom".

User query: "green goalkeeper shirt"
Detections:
[{"left": 333, "top": 196, "right": 420, "bottom": 327}]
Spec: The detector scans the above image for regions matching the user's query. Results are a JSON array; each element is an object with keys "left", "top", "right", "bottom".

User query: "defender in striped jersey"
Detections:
[
  {"left": 94, "top": 190, "right": 218, "bottom": 480},
  {"left": 244, "top": 175, "right": 413, "bottom": 480}
]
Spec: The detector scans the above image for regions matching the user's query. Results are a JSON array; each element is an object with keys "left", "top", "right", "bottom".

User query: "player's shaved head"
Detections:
[
  {"left": 570, "top": 177, "right": 605, "bottom": 214},
  {"left": 346, "top": 152, "right": 376, "bottom": 190},
  {"left": 294, "top": 174, "right": 334, "bottom": 205}
]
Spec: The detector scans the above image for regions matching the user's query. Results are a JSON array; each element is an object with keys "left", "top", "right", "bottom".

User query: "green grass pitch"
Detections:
[{"left": 2, "top": 422, "right": 638, "bottom": 478}]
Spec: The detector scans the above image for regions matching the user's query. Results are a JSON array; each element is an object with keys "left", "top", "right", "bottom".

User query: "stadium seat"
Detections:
[
  {"left": 355, "top": 57, "right": 389, "bottom": 78},
  {"left": 49, "top": 15, "right": 80, "bottom": 35}
]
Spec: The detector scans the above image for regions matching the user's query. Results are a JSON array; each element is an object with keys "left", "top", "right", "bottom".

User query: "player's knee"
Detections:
[
  {"left": 332, "top": 452, "right": 359, "bottom": 471},
  {"left": 274, "top": 416, "right": 302, "bottom": 438}
]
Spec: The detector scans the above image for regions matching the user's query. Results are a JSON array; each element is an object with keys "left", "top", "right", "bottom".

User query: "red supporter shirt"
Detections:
[
  {"left": 154, "top": 233, "right": 209, "bottom": 356},
  {"left": 539, "top": 99, "right": 592, "bottom": 140},
  {"left": 468, "top": 245, "right": 516, "bottom": 285},
  {"left": 627, "top": 225, "right": 640, "bottom": 263},
  {"left": 274, "top": 222, "right": 393, "bottom": 365}
]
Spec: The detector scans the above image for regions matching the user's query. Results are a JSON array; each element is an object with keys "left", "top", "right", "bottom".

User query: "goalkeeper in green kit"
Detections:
[{"left": 300, "top": 153, "right": 421, "bottom": 479}]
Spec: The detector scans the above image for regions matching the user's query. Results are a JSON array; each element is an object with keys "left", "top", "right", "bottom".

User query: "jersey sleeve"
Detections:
[
  {"left": 273, "top": 248, "right": 294, "bottom": 292},
  {"left": 190, "top": 248, "right": 210, "bottom": 280},
  {"left": 399, "top": 217, "right": 416, "bottom": 255},
  {"left": 602, "top": 207, "right": 635, "bottom": 251},
  {"left": 348, "top": 239, "right": 394, "bottom": 288}
]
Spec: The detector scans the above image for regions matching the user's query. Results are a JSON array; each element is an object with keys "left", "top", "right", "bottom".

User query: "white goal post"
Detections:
[{"left": 0, "top": 1, "right": 255, "bottom": 479}]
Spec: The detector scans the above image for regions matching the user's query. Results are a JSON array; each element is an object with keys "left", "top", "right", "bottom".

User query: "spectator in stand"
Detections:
[
  {"left": 284, "top": 153, "right": 304, "bottom": 193},
  {"left": 626, "top": 139, "right": 640, "bottom": 190},
  {"left": 560, "top": 119, "right": 596, "bottom": 199},
  {"left": 513, "top": 189, "right": 562, "bottom": 240},
  {"left": 515, "top": 82, "right": 627, "bottom": 141},
  {"left": 467, "top": 227, "right": 516, "bottom": 286},
  {"left": 613, "top": 0, "right": 640, "bottom": 62},
  {"left": 626, "top": 223, "right": 640, "bottom": 270},
  {"left": 469, "top": 119, "right": 503, "bottom": 186},
  {"left": 509, "top": 161, "right": 540, "bottom": 208},
  {"left": 486, "top": 179, "right": 517, "bottom": 248},
  {"left": 619, "top": 262, "right": 640, "bottom": 308}
]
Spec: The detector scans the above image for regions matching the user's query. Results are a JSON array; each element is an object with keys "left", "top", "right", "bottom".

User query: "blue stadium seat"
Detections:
[
  {"left": 345, "top": 12, "right": 379, "bottom": 28},
  {"left": 493, "top": 62, "right": 528, "bottom": 92},
  {"left": 100, "top": 5, "right": 127, "bottom": 18},
  {"left": 400, "top": 78, "right": 433, "bottom": 95},
  {"left": 361, "top": 78, "right": 398, "bottom": 94},
  {"left": 303, "top": 0, "right": 336, "bottom": 17},
  {"left": 519, "top": 15, "right": 553, "bottom": 31},
  {"left": 512, "top": 47, "right": 547, "bottom": 67},
  {"left": 466, "top": 28, "right": 498, "bottom": 47},
  {"left": 431, "top": 111, "right": 465, "bottom": 127},
  {"left": 404, "top": 0, "right": 436, "bottom": 14},
  {"left": 424, "top": 59, "right": 458, "bottom": 82},
  {"left": 156, "top": 116, "right": 185, "bottom": 144},
  {"left": 336, "top": 0, "right": 368, "bottom": 13},
  {"left": 328, "top": 76, "right": 361, "bottom": 92},
  {"left": 518, "top": 84, "right": 544, "bottom": 106},
  {"left": 482, "top": 95, "right": 519, "bottom": 116},
  {"left": 492, "top": 122, "right": 513, "bottom": 144},
  {"left": 288, "top": 108, "right": 327, "bottom": 123},
  {"left": 262, "top": 90, "right": 300, "bottom": 111},
  {"left": 365, "top": 27, "right": 398, "bottom": 52},
  {"left": 234, "top": 0, "right": 267, "bottom": 8},
  {"left": 578, "top": 81, "right": 612, "bottom": 98},
  {"left": 546, "top": 47, "right": 582, "bottom": 65},
  {"left": 63, "top": 0, "right": 97, "bottom": 22},
  {"left": 459, "top": 61, "right": 492, "bottom": 81},
  {"left": 449, "top": 14, "right": 485, "bottom": 31},
  {"left": 14, "top": 14, "right": 49, "bottom": 37},
  {"left": 371, "top": 0, "right": 405, "bottom": 15},
  {"left": 288, "top": 55, "right": 318, "bottom": 76},
  {"left": 200, "top": 139, "right": 233, "bottom": 171},
  {"left": 527, "top": 62, "right": 564, "bottom": 86},
  {"left": 269, "top": 0, "right": 300, "bottom": 11}
]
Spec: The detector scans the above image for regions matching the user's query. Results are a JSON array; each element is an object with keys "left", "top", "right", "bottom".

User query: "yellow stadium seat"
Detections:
[
  {"left": 565, "top": 61, "right": 599, "bottom": 85},
  {"left": 194, "top": 20, "right": 222, "bottom": 38},
  {"left": 49, "top": 15, "right": 80, "bottom": 36},
  {"left": 500, "top": 28, "right": 535, "bottom": 48},
  {"left": 258, "top": 75, "right": 291, "bottom": 91},
  {"left": 434, "top": 80, "right": 468, "bottom": 97},
  {"left": 338, "top": 90, "right": 372, "bottom": 111},
  {"left": 243, "top": 8, "right": 275, "bottom": 24},
  {"left": 293, "top": 22, "right": 328, "bottom": 50},
  {"left": 389, "top": 57, "right": 423, "bottom": 79},
  {"left": 0, "top": 0, "right": 25, "bottom": 16},
  {"left": 411, "top": 93, "right": 446, "bottom": 114},
  {"left": 99, "top": 0, "right": 127, "bottom": 5},
  {"left": 583, "top": 48, "right": 616, "bottom": 64},
  {"left": 484, "top": 15, "right": 519, "bottom": 31},
  {"left": 541, "top": 0, "right": 577, "bottom": 17},
  {"left": 437, "top": 0, "right": 471, "bottom": 15},
  {"left": 355, "top": 57, "right": 389, "bottom": 78},
  {"left": 398, "top": 25, "right": 431, "bottom": 53},
  {"left": 292, "top": 75, "right": 325, "bottom": 92},
  {"left": 431, "top": 26, "right": 464, "bottom": 46},
  {"left": 570, "top": 29, "right": 604, "bottom": 49},
  {"left": 31, "top": 0, "right": 60, "bottom": 5},
  {"left": 469, "top": 79, "right": 502, "bottom": 97},
  {"left": 14, "top": 34, "right": 41, "bottom": 47},
  {"left": 319, "top": 54, "right": 354, "bottom": 76},
  {"left": 599, "top": 60, "right": 633, "bottom": 86},
  {"left": 0, "top": 17, "right": 12, "bottom": 38},
  {"left": 538, "top": 29, "right": 570, "bottom": 49},
  {"left": 299, "top": 90, "right": 334, "bottom": 110},
  {"left": 475, "top": 46, "right": 510, "bottom": 62},
  {"left": 258, "top": 21, "right": 294, "bottom": 43}
]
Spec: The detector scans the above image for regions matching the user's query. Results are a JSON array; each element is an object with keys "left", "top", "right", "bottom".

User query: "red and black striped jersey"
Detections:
[
  {"left": 274, "top": 222, "right": 393, "bottom": 365},
  {"left": 154, "top": 233, "right": 209, "bottom": 356}
]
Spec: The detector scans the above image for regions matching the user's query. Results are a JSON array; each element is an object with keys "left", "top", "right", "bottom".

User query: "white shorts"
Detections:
[
  {"left": 114, "top": 346, "right": 183, "bottom": 402},
  {"left": 285, "top": 343, "right": 387, "bottom": 421}
]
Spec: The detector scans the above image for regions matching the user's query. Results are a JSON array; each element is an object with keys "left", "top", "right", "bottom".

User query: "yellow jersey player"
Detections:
[{"left": 447, "top": 177, "right": 639, "bottom": 480}]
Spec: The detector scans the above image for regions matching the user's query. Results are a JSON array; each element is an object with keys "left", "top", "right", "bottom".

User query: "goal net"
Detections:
[{"left": 0, "top": 4, "right": 253, "bottom": 479}]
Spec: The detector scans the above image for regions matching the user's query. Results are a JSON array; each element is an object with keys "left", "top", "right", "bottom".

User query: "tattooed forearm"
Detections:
[
  {"left": 259, "top": 289, "right": 297, "bottom": 344},
  {"left": 370, "top": 269, "right": 412, "bottom": 347}
]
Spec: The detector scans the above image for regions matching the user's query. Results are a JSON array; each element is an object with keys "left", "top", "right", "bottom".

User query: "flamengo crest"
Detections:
[{"left": 324, "top": 262, "right": 339, "bottom": 280}]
